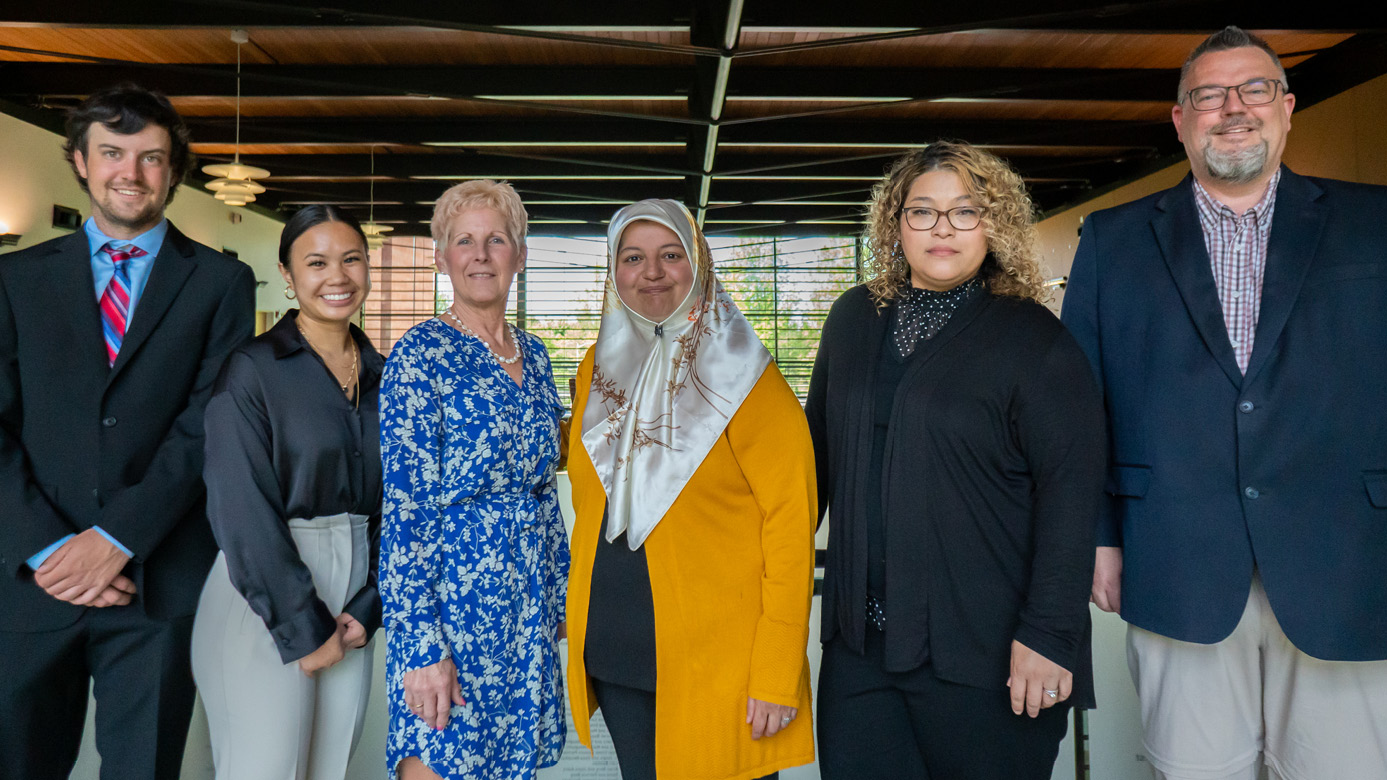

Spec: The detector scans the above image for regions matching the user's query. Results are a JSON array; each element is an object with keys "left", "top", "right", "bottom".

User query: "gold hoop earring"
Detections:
[{"left": 284, "top": 285, "right": 296, "bottom": 300}]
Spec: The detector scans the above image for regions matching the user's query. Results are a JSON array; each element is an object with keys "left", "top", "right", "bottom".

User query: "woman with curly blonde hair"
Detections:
[{"left": 806, "top": 141, "right": 1106, "bottom": 779}]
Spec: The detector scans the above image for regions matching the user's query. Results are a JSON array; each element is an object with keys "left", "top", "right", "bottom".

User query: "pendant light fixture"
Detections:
[
  {"left": 203, "top": 29, "right": 269, "bottom": 207},
  {"left": 362, "top": 146, "right": 393, "bottom": 249}
]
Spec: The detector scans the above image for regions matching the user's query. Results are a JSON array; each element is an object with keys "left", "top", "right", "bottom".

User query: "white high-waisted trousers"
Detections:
[{"left": 192, "top": 513, "right": 374, "bottom": 780}]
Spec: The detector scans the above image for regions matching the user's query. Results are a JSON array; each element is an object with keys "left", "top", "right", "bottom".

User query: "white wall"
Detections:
[{"left": 0, "top": 109, "right": 284, "bottom": 312}]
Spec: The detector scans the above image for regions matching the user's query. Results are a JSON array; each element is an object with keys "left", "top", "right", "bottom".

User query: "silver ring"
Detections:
[
  {"left": 781, "top": 716, "right": 792, "bottom": 725},
  {"left": 1044, "top": 689, "right": 1059, "bottom": 699}
]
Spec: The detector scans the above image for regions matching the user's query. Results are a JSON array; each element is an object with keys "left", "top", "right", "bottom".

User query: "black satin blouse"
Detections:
[{"left": 202, "top": 310, "right": 385, "bottom": 663}]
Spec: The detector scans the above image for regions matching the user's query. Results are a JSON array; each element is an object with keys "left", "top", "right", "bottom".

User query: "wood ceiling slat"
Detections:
[
  {"left": 190, "top": 143, "right": 684, "bottom": 156},
  {"left": 720, "top": 98, "right": 1171, "bottom": 122},
  {"left": 0, "top": 27, "right": 695, "bottom": 66},
  {"left": 733, "top": 30, "right": 1351, "bottom": 69},
  {"left": 1, "top": 7, "right": 1379, "bottom": 232},
  {"left": 0, "top": 1, "right": 694, "bottom": 28},
  {"left": 166, "top": 97, "right": 691, "bottom": 120}
]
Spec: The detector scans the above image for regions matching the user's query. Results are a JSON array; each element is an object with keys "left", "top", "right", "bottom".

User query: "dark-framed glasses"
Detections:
[
  {"left": 1183, "top": 78, "right": 1285, "bottom": 112},
  {"left": 900, "top": 206, "right": 983, "bottom": 231}
]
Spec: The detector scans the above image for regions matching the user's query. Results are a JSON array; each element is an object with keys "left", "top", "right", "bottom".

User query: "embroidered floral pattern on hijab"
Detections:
[{"left": 580, "top": 199, "right": 771, "bottom": 550}]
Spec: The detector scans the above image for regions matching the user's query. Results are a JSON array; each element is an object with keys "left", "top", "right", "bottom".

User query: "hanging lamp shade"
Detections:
[
  {"left": 203, "top": 30, "right": 269, "bottom": 208},
  {"left": 203, "top": 162, "right": 271, "bottom": 181},
  {"left": 362, "top": 222, "right": 394, "bottom": 249}
]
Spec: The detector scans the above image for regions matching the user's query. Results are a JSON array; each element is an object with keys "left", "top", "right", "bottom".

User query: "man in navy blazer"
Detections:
[
  {"left": 0, "top": 84, "right": 255, "bottom": 778},
  {"left": 1063, "top": 27, "right": 1387, "bottom": 780}
]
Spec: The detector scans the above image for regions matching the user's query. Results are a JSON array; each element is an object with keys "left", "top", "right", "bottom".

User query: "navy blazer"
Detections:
[
  {"left": 0, "top": 225, "right": 256, "bottom": 630},
  {"left": 1062, "top": 167, "right": 1387, "bottom": 662}
]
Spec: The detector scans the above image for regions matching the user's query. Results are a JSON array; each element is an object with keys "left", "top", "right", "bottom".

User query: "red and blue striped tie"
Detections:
[{"left": 98, "top": 243, "right": 146, "bottom": 366}]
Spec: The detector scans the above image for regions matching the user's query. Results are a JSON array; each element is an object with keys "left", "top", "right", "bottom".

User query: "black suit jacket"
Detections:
[
  {"left": 1062, "top": 168, "right": 1387, "bottom": 661},
  {"left": 807, "top": 286, "right": 1105, "bottom": 704},
  {"left": 0, "top": 224, "right": 256, "bottom": 631}
]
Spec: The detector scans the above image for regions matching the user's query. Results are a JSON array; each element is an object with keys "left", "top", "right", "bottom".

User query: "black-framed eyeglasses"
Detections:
[
  {"left": 1182, "top": 78, "right": 1285, "bottom": 112},
  {"left": 899, "top": 206, "right": 984, "bottom": 231}
]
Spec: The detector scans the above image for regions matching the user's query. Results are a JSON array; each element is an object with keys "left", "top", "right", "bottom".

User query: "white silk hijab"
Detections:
[{"left": 580, "top": 199, "right": 771, "bottom": 550}]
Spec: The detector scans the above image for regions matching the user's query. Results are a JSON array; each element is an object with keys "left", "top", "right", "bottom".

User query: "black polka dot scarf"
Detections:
[{"left": 893, "top": 276, "right": 985, "bottom": 359}]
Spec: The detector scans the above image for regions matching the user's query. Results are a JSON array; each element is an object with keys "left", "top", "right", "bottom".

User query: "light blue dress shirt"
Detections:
[{"left": 24, "top": 218, "right": 168, "bottom": 570}]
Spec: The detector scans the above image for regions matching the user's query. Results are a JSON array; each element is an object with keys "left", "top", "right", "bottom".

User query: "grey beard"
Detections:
[{"left": 1202, "top": 138, "right": 1269, "bottom": 184}]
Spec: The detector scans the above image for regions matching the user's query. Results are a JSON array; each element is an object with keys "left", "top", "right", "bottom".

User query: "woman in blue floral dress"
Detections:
[{"left": 380, "top": 180, "right": 569, "bottom": 780}]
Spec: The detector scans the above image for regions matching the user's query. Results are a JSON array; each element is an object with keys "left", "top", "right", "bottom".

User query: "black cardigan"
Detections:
[{"left": 806, "top": 284, "right": 1105, "bottom": 706}]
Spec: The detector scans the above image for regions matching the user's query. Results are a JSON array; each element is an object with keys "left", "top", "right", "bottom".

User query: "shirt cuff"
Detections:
[
  {"left": 26, "top": 534, "right": 75, "bottom": 570},
  {"left": 91, "top": 526, "right": 134, "bottom": 558}
]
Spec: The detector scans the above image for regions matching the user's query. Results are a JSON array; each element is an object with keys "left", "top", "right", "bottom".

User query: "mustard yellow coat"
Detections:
[{"left": 567, "top": 348, "right": 817, "bottom": 780}]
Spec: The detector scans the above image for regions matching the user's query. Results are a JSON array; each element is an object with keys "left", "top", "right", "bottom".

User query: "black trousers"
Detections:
[
  {"left": 0, "top": 604, "right": 197, "bottom": 780},
  {"left": 817, "top": 630, "right": 1069, "bottom": 780},
  {"left": 591, "top": 678, "right": 779, "bottom": 780}
]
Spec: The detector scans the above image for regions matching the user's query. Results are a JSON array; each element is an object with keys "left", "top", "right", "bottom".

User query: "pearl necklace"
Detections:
[{"left": 446, "top": 307, "right": 521, "bottom": 365}]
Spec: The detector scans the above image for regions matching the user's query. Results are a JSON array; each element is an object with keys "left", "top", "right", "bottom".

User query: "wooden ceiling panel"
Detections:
[
  {"left": 0, "top": 4, "right": 1380, "bottom": 230},
  {"left": 168, "top": 96, "right": 691, "bottom": 120},
  {"left": 190, "top": 143, "right": 434, "bottom": 155},
  {"left": 719, "top": 98, "right": 1172, "bottom": 122},
  {"left": 735, "top": 30, "right": 1352, "bottom": 69},
  {"left": 0, "top": 27, "right": 695, "bottom": 67}
]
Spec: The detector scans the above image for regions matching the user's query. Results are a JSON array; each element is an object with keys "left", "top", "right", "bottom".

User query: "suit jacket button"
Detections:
[
  {"left": 92, "top": 488, "right": 98, "bottom": 498},
  {"left": 102, "top": 416, "right": 117, "bottom": 427},
  {"left": 1238, "top": 401, "right": 1255, "bottom": 413},
  {"left": 1244, "top": 486, "right": 1261, "bottom": 499}
]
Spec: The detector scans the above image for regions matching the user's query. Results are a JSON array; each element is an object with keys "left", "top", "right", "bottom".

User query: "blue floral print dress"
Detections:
[{"left": 380, "top": 317, "right": 569, "bottom": 779}]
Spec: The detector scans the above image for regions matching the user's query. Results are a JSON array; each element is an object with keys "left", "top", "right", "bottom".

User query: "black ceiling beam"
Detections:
[
  {"left": 216, "top": 152, "right": 696, "bottom": 179},
  {"left": 184, "top": 118, "right": 689, "bottom": 146},
  {"left": 1, "top": 61, "right": 1178, "bottom": 104},
  {"left": 1284, "top": 32, "right": 1387, "bottom": 112},
  {"left": 213, "top": 145, "right": 1148, "bottom": 182},
  {"left": 10, "top": 2, "right": 1381, "bottom": 38},
  {"left": 0, "top": 1, "right": 695, "bottom": 30},
  {"left": 0, "top": 63, "right": 695, "bottom": 99},
  {"left": 739, "top": 1, "right": 1387, "bottom": 34},
  {"left": 716, "top": 119, "right": 1171, "bottom": 152},
  {"left": 728, "top": 67, "right": 1178, "bottom": 104},
  {"left": 686, "top": 0, "right": 744, "bottom": 224},
  {"left": 178, "top": 115, "right": 1168, "bottom": 151}
]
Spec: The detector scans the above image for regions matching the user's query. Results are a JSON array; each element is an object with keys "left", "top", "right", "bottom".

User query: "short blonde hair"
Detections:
[
  {"left": 863, "top": 141, "right": 1048, "bottom": 306},
  {"left": 430, "top": 179, "right": 529, "bottom": 247}
]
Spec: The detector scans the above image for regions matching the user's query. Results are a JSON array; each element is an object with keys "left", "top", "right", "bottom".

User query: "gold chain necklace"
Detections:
[{"left": 297, "top": 318, "right": 360, "bottom": 407}]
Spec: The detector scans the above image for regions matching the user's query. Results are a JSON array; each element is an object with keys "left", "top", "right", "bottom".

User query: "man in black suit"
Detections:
[
  {"left": 0, "top": 84, "right": 256, "bottom": 779},
  {"left": 1063, "top": 27, "right": 1387, "bottom": 780}
]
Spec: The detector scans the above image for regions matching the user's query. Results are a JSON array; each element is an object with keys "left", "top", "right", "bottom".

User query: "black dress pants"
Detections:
[
  {"left": 591, "top": 678, "right": 779, "bottom": 780},
  {"left": 0, "top": 604, "right": 197, "bottom": 780},
  {"left": 817, "top": 629, "right": 1069, "bottom": 780}
]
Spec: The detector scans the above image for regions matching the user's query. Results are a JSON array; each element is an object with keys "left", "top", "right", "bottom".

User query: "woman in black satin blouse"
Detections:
[
  {"left": 807, "top": 142, "right": 1105, "bottom": 780},
  {"left": 191, "top": 205, "right": 384, "bottom": 780}
]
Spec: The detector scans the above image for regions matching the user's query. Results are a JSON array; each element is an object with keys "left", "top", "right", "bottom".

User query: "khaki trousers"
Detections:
[
  {"left": 192, "top": 513, "right": 374, "bottom": 780},
  {"left": 1127, "top": 575, "right": 1387, "bottom": 780}
]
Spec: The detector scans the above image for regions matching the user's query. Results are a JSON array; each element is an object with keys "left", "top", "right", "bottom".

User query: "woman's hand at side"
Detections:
[
  {"left": 403, "top": 657, "right": 466, "bottom": 730},
  {"left": 746, "top": 697, "right": 798, "bottom": 739},
  {"left": 298, "top": 622, "right": 348, "bottom": 677},
  {"left": 1007, "top": 640, "right": 1072, "bottom": 718}
]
